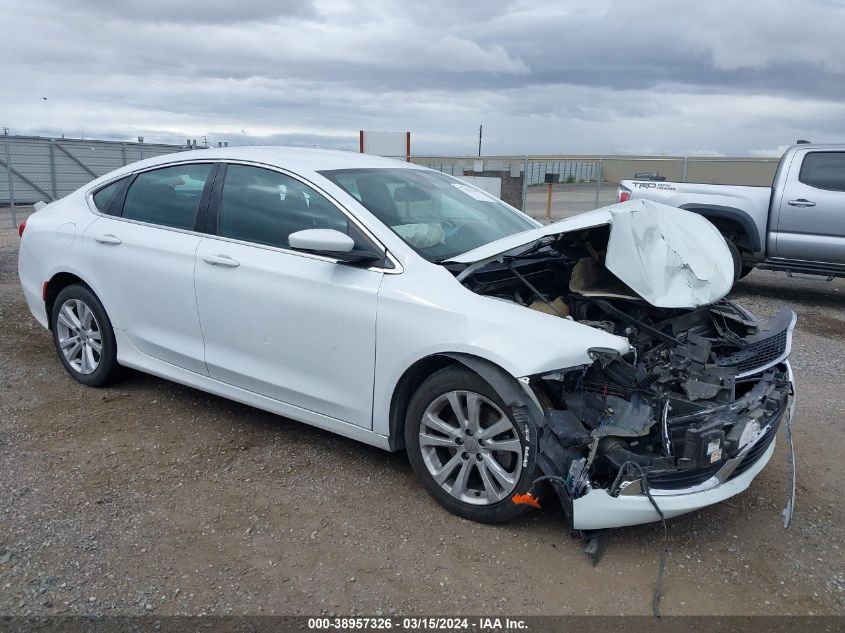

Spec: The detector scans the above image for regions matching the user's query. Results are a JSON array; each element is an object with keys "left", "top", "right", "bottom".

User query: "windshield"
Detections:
[{"left": 319, "top": 168, "right": 536, "bottom": 261}]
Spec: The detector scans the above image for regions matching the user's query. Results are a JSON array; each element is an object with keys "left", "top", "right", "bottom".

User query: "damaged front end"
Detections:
[
  {"left": 447, "top": 204, "right": 796, "bottom": 529},
  {"left": 531, "top": 301, "right": 794, "bottom": 529}
]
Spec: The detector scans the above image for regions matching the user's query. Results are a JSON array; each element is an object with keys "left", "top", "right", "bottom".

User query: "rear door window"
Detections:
[
  {"left": 122, "top": 163, "right": 213, "bottom": 230},
  {"left": 798, "top": 152, "right": 845, "bottom": 192}
]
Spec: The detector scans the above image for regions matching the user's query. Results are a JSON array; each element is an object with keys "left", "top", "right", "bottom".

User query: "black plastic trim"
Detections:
[
  {"left": 193, "top": 162, "right": 221, "bottom": 233},
  {"left": 758, "top": 258, "right": 845, "bottom": 278},
  {"left": 108, "top": 175, "right": 135, "bottom": 217},
  {"left": 204, "top": 162, "right": 228, "bottom": 235}
]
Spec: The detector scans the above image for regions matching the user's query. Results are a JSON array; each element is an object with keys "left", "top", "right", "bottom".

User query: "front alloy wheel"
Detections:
[
  {"left": 419, "top": 390, "right": 522, "bottom": 505},
  {"left": 405, "top": 366, "right": 536, "bottom": 523}
]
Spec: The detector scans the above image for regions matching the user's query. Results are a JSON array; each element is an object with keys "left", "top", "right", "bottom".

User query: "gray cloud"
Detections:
[
  {"left": 53, "top": 0, "right": 319, "bottom": 24},
  {"left": 2, "top": 0, "right": 843, "bottom": 155}
]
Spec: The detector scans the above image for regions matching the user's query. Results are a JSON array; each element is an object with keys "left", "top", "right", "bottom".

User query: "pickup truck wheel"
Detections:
[{"left": 725, "top": 239, "right": 742, "bottom": 282}]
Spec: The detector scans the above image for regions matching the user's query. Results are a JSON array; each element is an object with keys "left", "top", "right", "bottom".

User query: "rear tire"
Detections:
[
  {"left": 50, "top": 285, "right": 123, "bottom": 387},
  {"left": 405, "top": 366, "right": 537, "bottom": 524}
]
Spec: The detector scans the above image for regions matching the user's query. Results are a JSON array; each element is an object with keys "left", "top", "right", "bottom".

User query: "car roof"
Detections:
[{"left": 121, "top": 146, "right": 420, "bottom": 174}]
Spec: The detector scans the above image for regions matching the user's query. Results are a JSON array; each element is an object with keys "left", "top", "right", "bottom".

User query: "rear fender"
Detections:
[{"left": 679, "top": 204, "right": 763, "bottom": 254}]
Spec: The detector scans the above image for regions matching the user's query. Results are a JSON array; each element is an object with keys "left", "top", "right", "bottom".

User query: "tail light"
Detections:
[
  {"left": 617, "top": 186, "right": 631, "bottom": 203},
  {"left": 18, "top": 220, "right": 26, "bottom": 237}
]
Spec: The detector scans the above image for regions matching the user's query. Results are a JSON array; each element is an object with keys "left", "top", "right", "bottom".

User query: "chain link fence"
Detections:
[
  {"left": 412, "top": 155, "right": 781, "bottom": 223},
  {"left": 1, "top": 135, "right": 188, "bottom": 227},
  {"left": 2, "top": 138, "right": 782, "bottom": 229}
]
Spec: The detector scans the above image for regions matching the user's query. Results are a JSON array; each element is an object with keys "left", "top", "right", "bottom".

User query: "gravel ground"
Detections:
[{"left": 1, "top": 207, "right": 843, "bottom": 616}]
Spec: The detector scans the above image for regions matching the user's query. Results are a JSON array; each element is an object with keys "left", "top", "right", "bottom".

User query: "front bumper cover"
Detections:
[{"left": 570, "top": 361, "right": 796, "bottom": 530}]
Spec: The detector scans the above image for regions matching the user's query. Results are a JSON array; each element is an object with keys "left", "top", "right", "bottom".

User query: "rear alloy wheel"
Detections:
[
  {"left": 56, "top": 299, "right": 102, "bottom": 375},
  {"left": 51, "top": 285, "right": 123, "bottom": 387},
  {"left": 405, "top": 367, "right": 536, "bottom": 523}
]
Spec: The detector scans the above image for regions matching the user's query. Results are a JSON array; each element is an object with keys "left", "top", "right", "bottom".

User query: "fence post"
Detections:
[
  {"left": 520, "top": 156, "right": 528, "bottom": 212},
  {"left": 682, "top": 156, "right": 688, "bottom": 182},
  {"left": 49, "top": 140, "right": 58, "bottom": 200},
  {"left": 3, "top": 135, "right": 16, "bottom": 228},
  {"left": 594, "top": 159, "right": 603, "bottom": 209},
  {"left": 121, "top": 143, "right": 127, "bottom": 165}
]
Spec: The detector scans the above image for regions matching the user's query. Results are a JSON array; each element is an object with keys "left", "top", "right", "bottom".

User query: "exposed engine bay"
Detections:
[{"left": 446, "top": 224, "right": 795, "bottom": 522}]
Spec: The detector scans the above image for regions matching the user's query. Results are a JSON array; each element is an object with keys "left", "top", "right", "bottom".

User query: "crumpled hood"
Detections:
[{"left": 446, "top": 199, "right": 734, "bottom": 308}]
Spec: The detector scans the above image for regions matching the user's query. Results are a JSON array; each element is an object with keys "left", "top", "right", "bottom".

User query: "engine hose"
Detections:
[
  {"left": 594, "top": 299, "right": 680, "bottom": 346},
  {"left": 601, "top": 438, "right": 655, "bottom": 473}
]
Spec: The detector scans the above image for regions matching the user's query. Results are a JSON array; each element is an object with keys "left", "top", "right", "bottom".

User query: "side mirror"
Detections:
[
  {"left": 288, "top": 229, "right": 383, "bottom": 264},
  {"left": 289, "top": 228, "right": 354, "bottom": 253}
]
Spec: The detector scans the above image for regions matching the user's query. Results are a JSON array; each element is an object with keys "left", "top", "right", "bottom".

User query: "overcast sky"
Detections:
[{"left": 2, "top": 0, "right": 844, "bottom": 156}]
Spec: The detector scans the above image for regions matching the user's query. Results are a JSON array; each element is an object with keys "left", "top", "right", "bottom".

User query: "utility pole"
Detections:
[{"left": 478, "top": 124, "right": 482, "bottom": 157}]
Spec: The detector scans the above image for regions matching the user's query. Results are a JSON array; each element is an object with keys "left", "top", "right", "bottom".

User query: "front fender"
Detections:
[
  {"left": 371, "top": 266, "right": 630, "bottom": 436},
  {"left": 443, "top": 353, "right": 543, "bottom": 476}
]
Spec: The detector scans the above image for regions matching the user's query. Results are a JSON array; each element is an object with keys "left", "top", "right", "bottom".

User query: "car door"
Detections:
[
  {"left": 774, "top": 150, "right": 845, "bottom": 263},
  {"left": 193, "top": 163, "right": 385, "bottom": 428},
  {"left": 82, "top": 162, "right": 217, "bottom": 375}
]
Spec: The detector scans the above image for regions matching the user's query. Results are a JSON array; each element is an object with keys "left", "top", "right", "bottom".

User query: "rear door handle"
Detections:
[
  {"left": 787, "top": 199, "right": 816, "bottom": 207},
  {"left": 93, "top": 233, "right": 122, "bottom": 245},
  {"left": 201, "top": 254, "right": 240, "bottom": 268}
]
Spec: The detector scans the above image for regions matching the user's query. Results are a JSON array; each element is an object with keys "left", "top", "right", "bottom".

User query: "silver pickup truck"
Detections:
[{"left": 618, "top": 143, "right": 845, "bottom": 280}]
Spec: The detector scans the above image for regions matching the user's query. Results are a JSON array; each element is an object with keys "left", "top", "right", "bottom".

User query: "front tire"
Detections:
[
  {"left": 51, "top": 284, "right": 122, "bottom": 387},
  {"left": 405, "top": 366, "right": 537, "bottom": 524}
]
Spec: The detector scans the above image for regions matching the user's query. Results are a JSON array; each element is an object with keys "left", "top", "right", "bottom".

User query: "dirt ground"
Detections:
[{"left": 1, "top": 208, "right": 843, "bottom": 617}]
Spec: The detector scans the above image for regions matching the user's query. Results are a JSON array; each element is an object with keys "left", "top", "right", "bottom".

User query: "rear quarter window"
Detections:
[{"left": 92, "top": 177, "right": 128, "bottom": 213}]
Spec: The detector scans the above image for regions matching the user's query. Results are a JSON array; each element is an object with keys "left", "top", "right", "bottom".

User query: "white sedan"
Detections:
[{"left": 17, "top": 147, "right": 796, "bottom": 529}]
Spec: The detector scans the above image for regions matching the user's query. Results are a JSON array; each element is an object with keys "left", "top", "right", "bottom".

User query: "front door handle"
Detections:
[
  {"left": 93, "top": 233, "right": 122, "bottom": 245},
  {"left": 202, "top": 254, "right": 240, "bottom": 268},
  {"left": 787, "top": 199, "right": 816, "bottom": 207}
]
